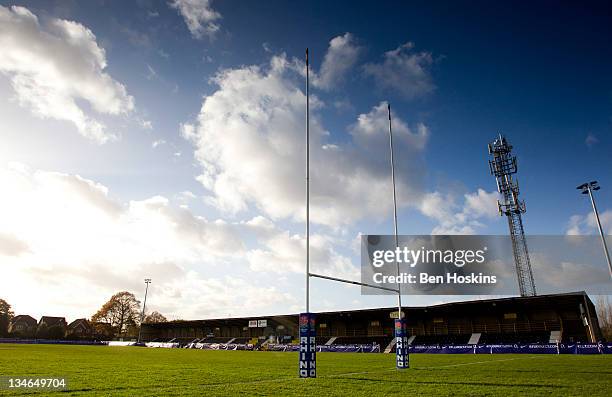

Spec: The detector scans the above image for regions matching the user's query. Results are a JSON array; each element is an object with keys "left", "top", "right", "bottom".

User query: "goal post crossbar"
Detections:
[{"left": 308, "top": 272, "right": 400, "bottom": 293}]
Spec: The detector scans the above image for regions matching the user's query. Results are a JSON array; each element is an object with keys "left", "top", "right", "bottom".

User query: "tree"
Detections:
[
  {"left": 36, "top": 325, "right": 49, "bottom": 339},
  {"left": 92, "top": 292, "right": 141, "bottom": 338},
  {"left": 143, "top": 311, "right": 167, "bottom": 324},
  {"left": 0, "top": 299, "right": 14, "bottom": 337},
  {"left": 91, "top": 321, "right": 114, "bottom": 339},
  {"left": 46, "top": 325, "right": 65, "bottom": 340},
  {"left": 596, "top": 295, "right": 612, "bottom": 341}
]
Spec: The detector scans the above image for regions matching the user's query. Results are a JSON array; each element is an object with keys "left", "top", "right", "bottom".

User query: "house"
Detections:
[
  {"left": 37, "top": 316, "right": 67, "bottom": 339},
  {"left": 8, "top": 315, "right": 37, "bottom": 336},
  {"left": 66, "top": 318, "right": 92, "bottom": 338},
  {"left": 38, "top": 316, "right": 67, "bottom": 329}
]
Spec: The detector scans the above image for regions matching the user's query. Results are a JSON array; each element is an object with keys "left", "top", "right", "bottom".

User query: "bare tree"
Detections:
[
  {"left": 92, "top": 292, "right": 141, "bottom": 338},
  {"left": 143, "top": 311, "right": 168, "bottom": 324},
  {"left": 0, "top": 299, "right": 14, "bottom": 337},
  {"left": 595, "top": 295, "right": 612, "bottom": 341}
]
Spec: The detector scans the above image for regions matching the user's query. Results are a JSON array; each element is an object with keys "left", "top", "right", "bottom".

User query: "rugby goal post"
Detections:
[{"left": 299, "top": 49, "right": 408, "bottom": 379}]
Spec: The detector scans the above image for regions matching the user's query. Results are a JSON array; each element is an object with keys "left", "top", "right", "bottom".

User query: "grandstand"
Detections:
[{"left": 140, "top": 292, "right": 602, "bottom": 348}]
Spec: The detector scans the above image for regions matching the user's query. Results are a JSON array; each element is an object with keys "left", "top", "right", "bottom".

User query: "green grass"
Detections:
[{"left": 0, "top": 344, "right": 610, "bottom": 396}]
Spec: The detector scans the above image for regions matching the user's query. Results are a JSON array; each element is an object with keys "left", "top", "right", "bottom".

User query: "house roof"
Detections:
[
  {"left": 39, "top": 316, "right": 67, "bottom": 327},
  {"left": 68, "top": 318, "right": 91, "bottom": 329},
  {"left": 11, "top": 315, "right": 37, "bottom": 325}
]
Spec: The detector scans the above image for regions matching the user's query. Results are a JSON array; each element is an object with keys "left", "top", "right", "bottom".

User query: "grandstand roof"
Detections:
[{"left": 144, "top": 291, "right": 594, "bottom": 329}]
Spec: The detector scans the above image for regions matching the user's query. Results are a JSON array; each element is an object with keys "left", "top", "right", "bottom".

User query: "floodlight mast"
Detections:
[
  {"left": 488, "top": 135, "right": 536, "bottom": 297},
  {"left": 577, "top": 181, "right": 612, "bottom": 278},
  {"left": 137, "top": 278, "right": 151, "bottom": 343}
]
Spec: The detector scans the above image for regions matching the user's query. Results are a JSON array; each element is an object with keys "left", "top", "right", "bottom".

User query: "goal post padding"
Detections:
[
  {"left": 395, "top": 318, "right": 409, "bottom": 368},
  {"left": 299, "top": 313, "right": 316, "bottom": 378}
]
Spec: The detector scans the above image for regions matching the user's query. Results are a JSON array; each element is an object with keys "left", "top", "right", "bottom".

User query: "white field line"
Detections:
[
  {"left": 418, "top": 355, "right": 544, "bottom": 370},
  {"left": 195, "top": 355, "right": 548, "bottom": 389},
  {"left": 325, "top": 355, "right": 546, "bottom": 377}
]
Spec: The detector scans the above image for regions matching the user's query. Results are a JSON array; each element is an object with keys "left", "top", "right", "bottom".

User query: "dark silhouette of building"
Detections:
[
  {"left": 8, "top": 315, "right": 37, "bottom": 337},
  {"left": 66, "top": 318, "right": 92, "bottom": 339},
  {"left": 141, "top": 292, "right": 601, "bottom": 348},
  {"left": 37, "top": 316, "right": 67, "bottom": 339}
]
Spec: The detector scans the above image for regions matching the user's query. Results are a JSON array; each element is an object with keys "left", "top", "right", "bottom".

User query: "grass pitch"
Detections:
[{"left": 0, "top": 344, "right": 610, "bottom": 396}]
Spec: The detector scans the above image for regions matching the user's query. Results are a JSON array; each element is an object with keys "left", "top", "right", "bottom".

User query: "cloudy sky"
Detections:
[{"left": 0, "top": 0, "right": 610, "bottom": 321}]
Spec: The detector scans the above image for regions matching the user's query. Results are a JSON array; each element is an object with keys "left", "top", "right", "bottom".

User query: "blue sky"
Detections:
[{"left": 0, "top": 0, "right": 610, "bottom": 321}]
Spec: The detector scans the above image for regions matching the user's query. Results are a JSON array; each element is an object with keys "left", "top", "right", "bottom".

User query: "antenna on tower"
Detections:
[{"left": 488, "top": 135, "right": 536, "bottom": 297}]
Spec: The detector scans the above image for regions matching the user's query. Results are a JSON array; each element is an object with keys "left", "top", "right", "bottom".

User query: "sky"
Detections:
[{"left": 0, "top": 0, "right": 610, "bottom": 321}]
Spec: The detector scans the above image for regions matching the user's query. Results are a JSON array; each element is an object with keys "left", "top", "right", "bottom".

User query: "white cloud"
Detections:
[
  {"left": 350, "top": 101, "right": 428, "bottom": 151},
  {"left": 530, "top": 252, "right": 610, "bottom": 290},
  {"left": 244, "top": 216, "right": 358, "bottom": 279},
  {"left": 0, "top": 163, "right": 244, "bottom": 264},
  {"left": 182, "top": 54, "right": 428, "bottom": 226},
  {"left": 152, "top": 139, "right": 166, "bottom": 148},
  {"left": 0, "top": 5, "right": 135, "bottom": 143},
  {"left": 463, "top": 188, "right": 499, "bottom": 219},
  {"left": 421, "top": 189, "right": 499, "bottom": 235},
  {"left": 566, "top": 210, "right": 612, "bottom": 235},
  {"left": 313, "top": 33, "right": 361, "bottom": 90},
  {"left": 157, "top": 273, "right": 298, "bottom": 319},
  {"left": 0, "top": 162, "right": 256, "bottom": 319},
  {"left": 364, "top": 41, "right": 435, "bottom": 99},
  {"left": 0, "top": 232, "right": 29, "bottom": 256},
  {"left": 0, "top": 162, "right": 357, "bottom": 319},
  {"left": 566, "top": 215, "right": 583, "bottom": 236},
  {"left": 170, "top": 0, "right": 221, "bottom": 39},
  {"left": 177, "top": 190, "right": 196, "bottom": 200}
]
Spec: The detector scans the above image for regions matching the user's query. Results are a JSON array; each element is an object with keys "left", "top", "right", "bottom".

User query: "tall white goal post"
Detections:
[{"left": 299, "top": 49, "right": 408, "bottom": 379}]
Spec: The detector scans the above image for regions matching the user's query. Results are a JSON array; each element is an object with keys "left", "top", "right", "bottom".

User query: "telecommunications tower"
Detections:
[{"left": 488, "top": 135, "right": 536, "bottom": 297}]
